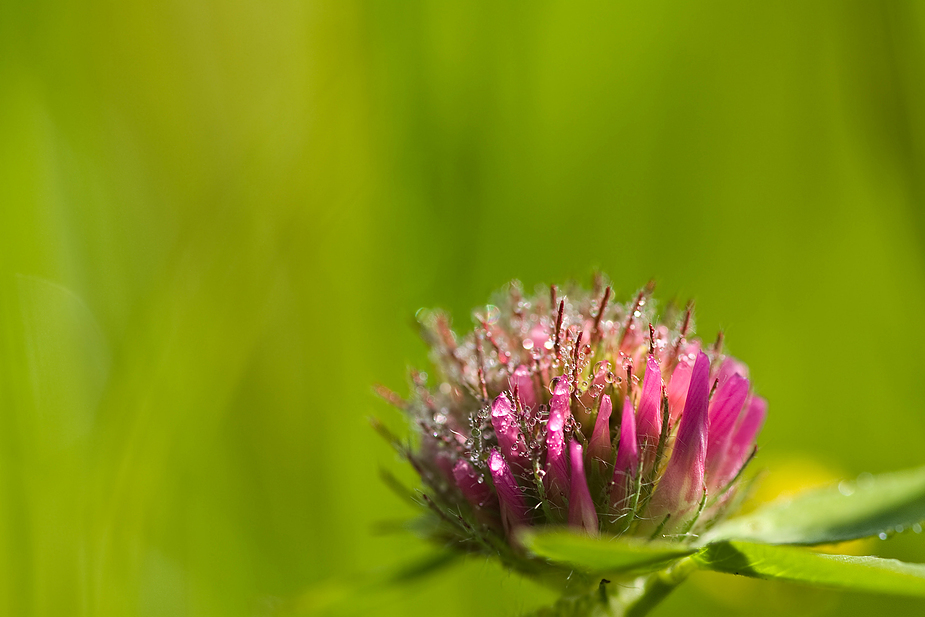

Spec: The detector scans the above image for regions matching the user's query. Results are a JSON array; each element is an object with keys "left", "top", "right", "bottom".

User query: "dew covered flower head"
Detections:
[{"left": 379, "top": 277, "right": 766, "bottom": 558}]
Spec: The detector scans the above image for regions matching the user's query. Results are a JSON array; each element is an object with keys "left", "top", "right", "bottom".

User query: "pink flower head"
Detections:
[{"left": 389, "top": 278, "right": 767, "bottom": 551}]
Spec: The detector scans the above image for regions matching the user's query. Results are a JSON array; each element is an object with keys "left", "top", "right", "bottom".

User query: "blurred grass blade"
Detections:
[
  {"left": 17, "top": 275, "right": 110, "bottom": 445},
  {"left": 701, "top": 465, "right": 925, "bottom": 545},
  {"left": 519, "top": 528, "right": 696, "bottom": 575},
  {"left": 695, "top": 541, "right": 925, "bottom": 597}
]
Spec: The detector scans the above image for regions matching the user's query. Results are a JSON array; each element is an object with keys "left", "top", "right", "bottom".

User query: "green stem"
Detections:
[
  {"left": 528, "top": 557, "right": 698, "bottom": 617},
  {"left": 618, "top": 556, "right": 698, "bottom": 617}
]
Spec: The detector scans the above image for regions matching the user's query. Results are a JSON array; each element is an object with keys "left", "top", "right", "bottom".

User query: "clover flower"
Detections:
[
  {"left": 376, "top": 278, "right": 925, "bottom": 616},
  {"left": 377, "top": 278, "right": 766, "bottom": 562}
]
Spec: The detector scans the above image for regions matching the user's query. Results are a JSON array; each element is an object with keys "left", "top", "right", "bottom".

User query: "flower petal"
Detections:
[
  {"left": 587, "top": 394, "right": 613, "bottom": 469},
  {"left": 491, "top": 392, "right": 530, "bottom": 477},
  {"left": 489, "top": 449, "right": 531, "bottom": 534},
  {"left": 636, "top": 354, "right": 663, "bottom": 467},
  {"left": 714, "top": 356, "right": 748, "bottom": 387},
  {"left": 705, "top": 373, "right": 748, "bottom": 487},
  {"left": 716, "top": 395, "right": 767, "bottom": 487},
  {"left": 511, "top": 364, "right": 537, "bottom": 412},
  {"left": 453, "top": 458, "right": 495, "bottom": 510},
  {"left": 568, "top": 441, "right": 600, "bottom": 534},
  {"left": 650, "top": 351, "right": 710, "bottom": 524},
  {"left": 610, "top": 396, "right": 639, "bottom": 512},
  {"left": 667, "top": 341, "right": 701, "bottom": 426},
  {"left": 544, "top": 377, "right": 571, "bottom": 509}
]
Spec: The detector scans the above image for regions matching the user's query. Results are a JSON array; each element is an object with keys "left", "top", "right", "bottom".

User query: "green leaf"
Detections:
[
  {"left": 519, "top": 528, "right": 696, "bottom": 575},
  {"left": 701, "top": 465, "right": 925, "bottom": 545},
  {"left": 695, "top": 541, "right": 925, "bottom": 597}
]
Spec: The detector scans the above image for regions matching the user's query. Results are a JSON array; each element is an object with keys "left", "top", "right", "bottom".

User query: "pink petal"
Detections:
[
  {"left": 568, "top": 441, "right": 600, "bottom": 534},
  {"left": 544, "top": 377, "right": 571, "bottom": 508},
  {"left": 650, "top": 351, "right": 710, "bottom": 523},
  {"left": 587, "top": 394, "right": 613, "bottom": 469},
  {"left": 716, "top": 395, "right": 767, "bottom": 487},
  {"left": 704, "top": 374, "right": 748, "bottom": 486},
  {"left": 491, "top": 392, "right": 530, "bottom": 478},
  {"left": 714, "top": 356, "right": 749, "bottom": 388},
  {"left": 636, "top": 355, "right": 663, "bottom": 466},
  {"left": 610, "top": 396, "right": 639, "bottom": 512},
  {"left": 667, "top": 341, "right": 701, "bottom": 426},
  {"left": 453, "top": 458, "right": 495, "bottom": 510},
  {"left": 526, "top": 323, "right": 550, "bottom": 351},
  {"left": 489, "top": 448, "right": 531, "bottom": 534},
  {"left": 511, "top": 364, "right": 537, "bottom": 412}
]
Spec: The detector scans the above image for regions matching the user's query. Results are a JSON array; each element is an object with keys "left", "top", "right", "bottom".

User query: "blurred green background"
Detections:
[{"left": 2, "top": 1, "right": 925, "bottom": 615}]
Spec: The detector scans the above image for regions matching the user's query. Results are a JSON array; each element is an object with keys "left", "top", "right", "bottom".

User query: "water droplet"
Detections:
[
  {"left": 633, "top": 310, "right": 641, "bottom": 318},
  {"left": 465, "top": 439, "right": 474, "bottom": 448},
  {"left": 857, "top": 472, "right": 875, "bottom": 489},
  {"left": 878, "top": 532, "right": 888, "bottom": 540},
  {"left": 476, "top": 476, "right": 484, "bottom": 484},
  {"left": 838, "top": 481, "right": 855, "bottom": 497},
  {"left": 544, "top": 340, "right": 554, "bottom": 350},
  {"left": 439, "top": 383, "right": 452, "bottom": 395},
  {"left": 896, "top": 524, "right": 905, "bottom": 533},
  {"left": 913, "top": 524, "right": 922, "bottom": 534},
  {"left": 522, "top": 339, "right": 535, "bottom": 350},
  {"left": 484, "top": 304, "right": 501, "bottom": 324}
]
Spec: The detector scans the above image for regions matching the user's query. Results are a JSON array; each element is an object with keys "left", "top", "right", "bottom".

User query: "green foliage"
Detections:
[
  {"left": 509, "top": 466, "right": 925, "bottom": 614},
  {"left": 519, "top": 529, "right": 696, "bottom": 577},
  {"left": 694, "top": 541, "right": 925, "bottom": 597},
  {"left": 702, "top": 465, "right": 925, "bottom": 546}
]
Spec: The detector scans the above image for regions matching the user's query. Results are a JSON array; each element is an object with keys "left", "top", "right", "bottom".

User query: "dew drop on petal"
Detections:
[
  {"left": 544, "top": 340, "right": 555, "bottom": 350},
  {"left": 878, "top": 532, "right": 888, "bottom": 540},
  {"left": 913, "top": 524, "right": 922, "bottom": 534},
  {"left": 523, "top": 339, "right": 535, "bottom": 350},
  {"left": 837, "top": 481, "right": 854, "bottom": 497}
]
